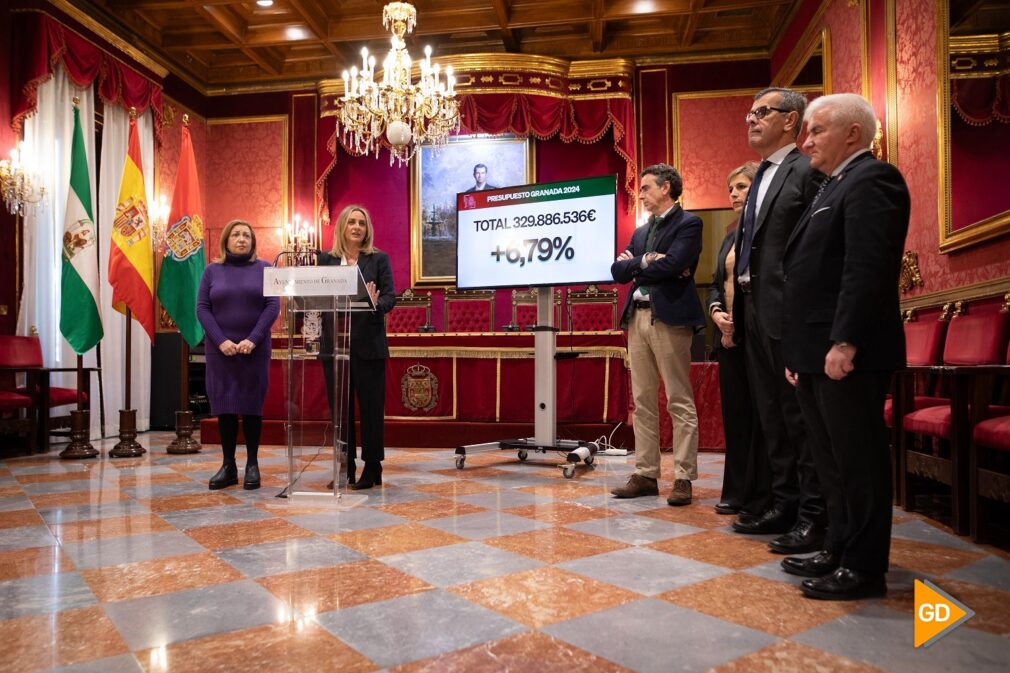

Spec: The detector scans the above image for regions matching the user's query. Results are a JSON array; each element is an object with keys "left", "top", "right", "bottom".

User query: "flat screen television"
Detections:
[{"left": 455, "top": 174, "right": 617, "bottom": 290}]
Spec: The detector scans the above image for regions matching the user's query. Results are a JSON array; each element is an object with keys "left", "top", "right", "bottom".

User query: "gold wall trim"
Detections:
[
  {"left": 43, "top": 1, "right": 168, "bottom": 78},
  {"left": 634, "top": 51, "right": 769, "bottom": 67},
  {"left": 859, "top": 0, "right": 870, "bottom": 100},
  {"left": 885, "top": 0, "right": 898, "bottom": 165},
  {"left": 495, "top": 357, "right": 501, "bottom": 422},
  {"left": 772, "top": 0, "right": 832, "bottom": 87},
  {"left": 899, "top": 276, "right": 1010, "bottom": 312}
]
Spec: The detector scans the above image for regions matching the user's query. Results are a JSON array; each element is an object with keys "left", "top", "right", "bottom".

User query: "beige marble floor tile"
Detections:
[
  {"left": 13, "top": 471, "right": 94, "bottom": 484},
  {"left": 142, "top": 492, "right": 245, "bottom": 513},
  {"left": 385, "top": 452, "right": 437, "bottom": 464},
  {"left": 259, "top": 559, "right": 431, "bottom": 613},
  {"left": 28, "top": 490, "right": 128, "bottom": 508},
  {"left": 392, "top": 630, "right": 634, "bottom": 673},
  {"left": 82, "top": 551, "right": 245, "bottom": 602},
  {"left": 136, "top": 622, "right": 375, "bottom": 673},
  {"left": 429, "top": 466, "right": 513, "bottom": 479},
  {"left": 0, "top": 509, "right": 44, "bottom": 529},
  {"left": 411, "top": 480, "right": 500, "bottom": 497},
  {"left": 187, "top": 518, "right": 315, "bottom": 551},
  {"left": 660, "top": 572, "right": 863, "bottom": 637},
  {"left": 517, "top": 482, "right": 612, "bottom": 499},
  {"left": 710, "top": 640, "right": 888, "bottom": 673},
  {"left": 882, "top": 578, "right": 1010, "bottom": 637},
  {"left": 483, "top": 527, "right": 628, "bottom": 564},
  {"left": 0, "top": 546, "right": 75, "bottom": 581},
  {"left": 51, "top": 514, "right": 175, "bottom": 543},
  {"left": 649, "top": 530, "right": 773, "bottom": 569},
  {"left": 112, "top": 472, "right": 193, "bottom": 488},
  {"left": 168, "top": 460, "right": 227, "bottom": 473},
  {"left": 0, "top": 606, "right": 129, "bottom": 673},
  {"left": 889, "top": 537, "right": 986, "bottom": 576},
  {"left": 449, "top": 566, "right": 638, "bottom": 628},
  {"left": 638, "top": 503, "right": 735, "bottom": 529},
  {"left": 376, "top": 498, "right": 487, "bottom": 521},
  {"left": 504, "top": 501, "right": 618, "bottom": 525},
  {"left": 329, "top": 523, "right": 466, "bottom": 557}
]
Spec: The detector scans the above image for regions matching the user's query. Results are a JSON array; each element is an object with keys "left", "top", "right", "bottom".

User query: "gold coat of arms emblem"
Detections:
[{"left": 401, "top": 363, "right": 438, "bottom": 412}]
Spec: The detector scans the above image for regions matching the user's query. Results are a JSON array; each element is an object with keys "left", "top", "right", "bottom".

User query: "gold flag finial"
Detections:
[
  {"left": 72, "top": 96, "right": 80, "bottom": 107},
  {"left": 129, "top": 106, "right": 137, "bottom": 120},
  {"left": 182, "top": 113, "right": 190, "bottom": 127}
]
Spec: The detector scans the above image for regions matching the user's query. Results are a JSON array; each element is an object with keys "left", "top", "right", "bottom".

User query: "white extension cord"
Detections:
[{"left": 592, "top": 422, "right": 631, "bottom": 456}]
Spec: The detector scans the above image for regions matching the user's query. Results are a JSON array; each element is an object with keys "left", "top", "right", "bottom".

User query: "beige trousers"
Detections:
[{"left": 628, "top": 308, "right": 699, "bottom": 480}]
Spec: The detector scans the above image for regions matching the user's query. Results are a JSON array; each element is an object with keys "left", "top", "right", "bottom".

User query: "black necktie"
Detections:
[
  {"left": 736, "top": 159, "right": 771, "bottom": 276},
  {"left": 811, "top": 175, "right": 835, "bottom": 207}
]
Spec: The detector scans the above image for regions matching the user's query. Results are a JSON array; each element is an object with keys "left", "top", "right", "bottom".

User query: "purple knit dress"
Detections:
[{"left": 196, "top": 255, "right": 280, "bottom": 416}]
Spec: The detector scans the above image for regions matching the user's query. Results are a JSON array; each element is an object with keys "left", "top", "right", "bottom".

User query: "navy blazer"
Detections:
[
  {"left": 782, "top": 152, "right": 909, "bottom": 374},
  {"left": 611, "top": 204, "right": 705, "bottom": 330},
  {"left": 318, "top": 250, "right": 396, "bottom": 360}
]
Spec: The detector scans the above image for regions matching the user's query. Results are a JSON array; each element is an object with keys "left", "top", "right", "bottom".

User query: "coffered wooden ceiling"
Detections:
[{"left": 71, "top": 0, "right": 801, "bottom": 92}]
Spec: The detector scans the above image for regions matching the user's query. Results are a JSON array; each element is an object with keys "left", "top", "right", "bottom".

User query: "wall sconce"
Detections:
[
  {"left": 0, "top": 141, "right": 46, "bottom": 215},
  {"left": 151, "top": 193, "right": 171, "bottom": 253}
]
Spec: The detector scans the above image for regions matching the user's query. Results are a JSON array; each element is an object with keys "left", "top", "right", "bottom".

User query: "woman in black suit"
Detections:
[
  {"left": 319, "top": 205, "right": 396, "bottom": 489},
  {"left": 708, "top": 162, "right": 759, "bottom": 515}
]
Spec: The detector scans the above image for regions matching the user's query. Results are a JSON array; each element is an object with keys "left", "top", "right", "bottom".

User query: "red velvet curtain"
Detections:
[
  {"left": 316, "top": 90, "right": 637, "bottom": 224},
  {"left": 952, "top": 76, "right": 1010, "bottom": 126},
  {"left": 11, "top": 12, "right": 164, "bottom": 141}
]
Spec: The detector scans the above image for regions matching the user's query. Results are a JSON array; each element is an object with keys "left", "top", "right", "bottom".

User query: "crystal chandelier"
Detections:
[
  {"left": 0, "top": 141, "right": 46, "bottom": 215},
  {"left": 337, "top": 2, "right": 460, "bottom": 166}
]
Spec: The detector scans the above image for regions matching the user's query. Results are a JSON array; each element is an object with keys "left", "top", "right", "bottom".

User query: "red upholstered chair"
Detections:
[
  {"left": 887, "top": 312, "right": 950, "bottom": 502},
  {"left": 444, "top": 287, "right": 495, "bottom": 333},
  {"left": 0, "top": 335, "right": 91, "bottom": 454},
  {"left": 506, "top": 288, "right": 561, "bottom": 331},
  {"left": 386, "top": 288, "right": 433, "bottom": 333},
  {"left": 968, "top": 336, "right": 1010, "bottom": 542},
  {"left": 566, "top": 284, "right": 619, "bottom": 331},
  {"left": 900, "top": 305, "right": 1010, "bottom": 534}
]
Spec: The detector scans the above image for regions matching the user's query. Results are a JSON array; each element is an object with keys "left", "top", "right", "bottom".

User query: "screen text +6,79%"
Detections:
[{"left": 491, "top": 236, "right": 575, "bottom": 267}]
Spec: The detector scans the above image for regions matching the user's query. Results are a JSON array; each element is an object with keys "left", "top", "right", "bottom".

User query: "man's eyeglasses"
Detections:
[{"left": 745, "top": 105, "right": 790, "bottom": 122}]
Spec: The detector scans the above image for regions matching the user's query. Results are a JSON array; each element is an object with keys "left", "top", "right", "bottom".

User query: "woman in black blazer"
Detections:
[
  {"left": 319, "top": 205, "right": 396, "bottom": 489},
  {"left": 708, "top": 162, "right": 759, "bottom": 515}
]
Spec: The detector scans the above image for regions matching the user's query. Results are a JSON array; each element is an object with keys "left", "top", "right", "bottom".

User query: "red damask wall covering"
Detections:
[
  {"left": 823, "top": 0, "right": 865, "bottom": 96},
  {"left": 896, "top": 0, "right": 1010, "bottom": 296}
]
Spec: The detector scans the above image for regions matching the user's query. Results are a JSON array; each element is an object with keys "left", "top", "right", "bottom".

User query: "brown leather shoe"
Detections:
[
  {"left": 666, "top": 479, "right": 692, "bottom": 506},
  {"left": 610, "top": 474, "right": 659, "bottom": 498}
]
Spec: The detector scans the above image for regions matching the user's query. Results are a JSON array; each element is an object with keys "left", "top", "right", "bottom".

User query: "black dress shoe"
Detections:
[
  {"left": 351, "top": 461, "right": 382, "bottom": 491},
  {"left": 714, "top": 501, "right": 740, "bottom": 515},
  {"left": 781, "top": 551, "right": 840, "bottom": 578},
  {"left": 801, "top": 567, "right": 886, "bottom": 601},
  {"left": 732, "top": 506, "right": 795, "bottom": 534},
  {"left": 243, "top": 464, "right": 261, "bottom": 490},
  {"left": 768, "top": 520, "right": 826, "bottom": 554},
  {"left": 208, "top": 464, "right": 238, "bottom": 490}
]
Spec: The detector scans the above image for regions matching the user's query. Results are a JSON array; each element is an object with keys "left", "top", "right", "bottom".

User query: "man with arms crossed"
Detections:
[
  {"left": 781, "top": 93, "right": 909, "bottom": 600},
  {"left": 732, "top": 87, "right": 827, "bottom": 556},
  {"left": 611, "top": 164, "right": 704, "bottom": 505}
]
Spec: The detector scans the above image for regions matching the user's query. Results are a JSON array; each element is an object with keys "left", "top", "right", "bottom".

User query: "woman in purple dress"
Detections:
[{"left": 196, "top": 220, "right": 280, "bottom": 490}]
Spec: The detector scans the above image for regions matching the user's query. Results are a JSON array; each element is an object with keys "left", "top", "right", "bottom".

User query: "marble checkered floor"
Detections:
[{"left": 1, "top": 432, "right": 1009, "bottom": 673}]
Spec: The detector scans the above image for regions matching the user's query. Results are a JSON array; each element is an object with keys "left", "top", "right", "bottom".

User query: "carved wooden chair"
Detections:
[
  {"left": 444, "top": 287, "right": 495, "bottom": 333},
  {"left": 566, "top": 284, "right": 619, "bottom": 331},
  {"left": 505, "top": 287, "right": 562, "bottom": 331},
  {"left": 387, "top": 288, "right": 434, "bottom": 333}
]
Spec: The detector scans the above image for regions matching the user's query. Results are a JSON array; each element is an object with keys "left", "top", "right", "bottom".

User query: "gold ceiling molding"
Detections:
[
  {"left": 899, "top": 275, "right": 1010, "bottom": 312},
  {"left": 634, "top": 50, "right": 768, "bottom": 67},
  {"left": 42, "top": 1, "right": 168, "bottom": 78}
]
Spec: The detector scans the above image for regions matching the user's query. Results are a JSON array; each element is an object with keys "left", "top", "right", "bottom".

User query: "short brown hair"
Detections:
[
  {"left": 218, "top": 219, "right": 257, "bottom": 260},
  {"left": 727, "top": 161, "right": 759, "bottom": 186}
]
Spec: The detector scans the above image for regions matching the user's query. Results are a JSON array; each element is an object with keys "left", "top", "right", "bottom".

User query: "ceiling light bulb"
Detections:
[{"left": 256, "top": 1, "right": 274, "bottom": 7}]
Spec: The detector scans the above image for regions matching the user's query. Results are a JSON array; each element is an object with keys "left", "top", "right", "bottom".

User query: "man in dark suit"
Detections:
[
  {"left": 732, "top": 87, "right": 827, "bottom": 556},
  {"left": 611, "top": 164, "right": 704, "bottom": 505},
  {"left": 464, "top": 164, "right": 498, "bottom": 192},
  {"left": 780, "top": 93, "right": 909, "bottom": 600}
]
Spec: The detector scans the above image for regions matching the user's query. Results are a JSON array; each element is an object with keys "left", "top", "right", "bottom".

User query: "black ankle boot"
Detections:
[
  {"left": 243, "top": 464, "right": 261, "bottom": 490},
  {"left": 348, "top": 458, "right": 357, "bottom": 485},
  {"left": 351, "top": 461, "right": 382, "bottom": 490},
  {"left": 209, "top": 463, "right": 238, "bottom": 490}
]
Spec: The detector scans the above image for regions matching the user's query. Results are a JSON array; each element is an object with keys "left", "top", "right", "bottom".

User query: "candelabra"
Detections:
[
  {"left": 337, "top": 2, "right": 460, "bottom": 166},
  {"left": 0, "top": 142, "right": 45, "bottom": 216}
]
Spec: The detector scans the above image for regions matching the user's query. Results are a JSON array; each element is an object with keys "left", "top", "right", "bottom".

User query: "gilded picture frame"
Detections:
[{"left": 410, "top": 135, "right": 535, "bottom": 287}]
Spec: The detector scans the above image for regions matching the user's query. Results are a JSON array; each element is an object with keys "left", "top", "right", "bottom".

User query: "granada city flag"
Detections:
[
  {"left": 108, "top": 115, "right": 155, "bottom": 341},
  {"left": 60, "top": 103, "right": 103, "bottom": 354},
  {"left": 156, "top": 122, "right": 206, "bottom": 348}
]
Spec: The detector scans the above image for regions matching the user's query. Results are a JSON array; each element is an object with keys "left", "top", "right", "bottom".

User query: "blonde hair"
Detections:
[
  {"left": 218, "top": 219, "right": 257, "bottom": 261},
  {"left": 330, "top": 205, "right": 375, "bottom": 257}
]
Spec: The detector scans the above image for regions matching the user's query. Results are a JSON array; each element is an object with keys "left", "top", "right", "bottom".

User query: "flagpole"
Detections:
[
  {"left": 110, "top": 308, "right": 144, "bottom": 458},
  {"left": 58, "top": 95, "right": 98, "bottom": 460}
]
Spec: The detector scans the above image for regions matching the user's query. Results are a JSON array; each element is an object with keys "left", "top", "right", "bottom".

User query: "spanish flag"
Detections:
[{"left": 108, "top": 114, "right": 155, "bottom": 341}]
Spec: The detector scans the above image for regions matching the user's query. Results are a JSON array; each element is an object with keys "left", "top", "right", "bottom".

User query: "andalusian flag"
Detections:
[
  {"left": 108, "top": 114, "right": 155, "bottom": 341},
  {"left": 156, "top": 122, "right": 205, "bottom": 347},
  {"left": 60, "top": 103, "right": 103, "bottom": 354}
]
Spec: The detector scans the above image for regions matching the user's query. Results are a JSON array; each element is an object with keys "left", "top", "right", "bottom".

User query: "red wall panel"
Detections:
[{"left": 676, "top": 94, "right": 755, "bottom": 211}]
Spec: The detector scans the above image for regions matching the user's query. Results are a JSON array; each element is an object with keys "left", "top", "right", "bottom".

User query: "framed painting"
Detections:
[{"left": 410, "top": 134, "right": 535, "bottom": 287}]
